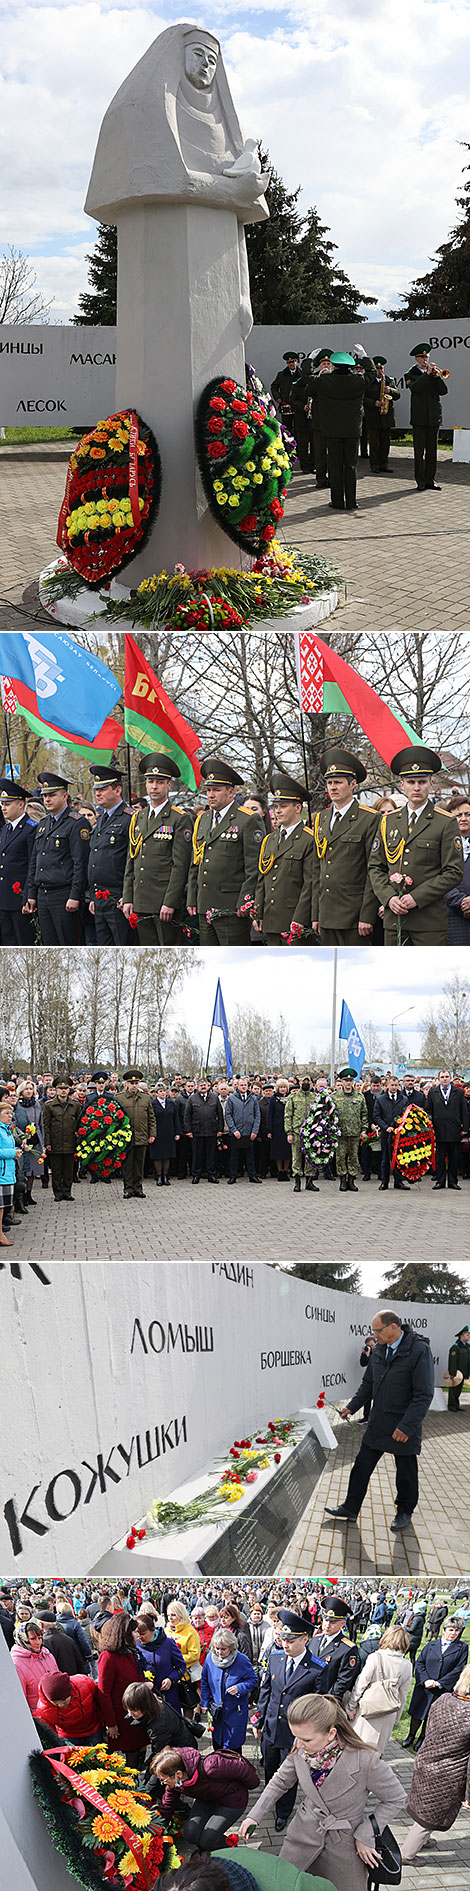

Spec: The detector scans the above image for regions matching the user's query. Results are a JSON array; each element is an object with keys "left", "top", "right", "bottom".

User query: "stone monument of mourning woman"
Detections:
[{"left": 85, "top": 22, "right": 269, "bottom": 581}]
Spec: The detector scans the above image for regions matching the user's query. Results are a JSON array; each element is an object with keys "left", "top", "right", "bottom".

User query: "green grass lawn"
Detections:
[{"left": 1, "top": 426, "right": 75, "bottom": 444}]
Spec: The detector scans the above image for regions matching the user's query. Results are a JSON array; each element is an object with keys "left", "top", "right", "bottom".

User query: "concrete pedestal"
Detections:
[{"left": 0, "top": 1632, "right": 72, "bottom": 1891}]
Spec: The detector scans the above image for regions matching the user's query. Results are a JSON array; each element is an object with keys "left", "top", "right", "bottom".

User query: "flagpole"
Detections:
[
  {"left": 330, "top": 947, "right": 338, "bottom": 1085},
  {"left": 300, "top": 712, "right": 312, "bottom": 827},
  {"left": 205, "top": 1022, "right": 213, "bottom": 1077},
  {"left": 3, "top": 712, "right": 14, "bottom": 780},
  {"left": 126, "top": 743, "right": 132, "bottom": 807}
]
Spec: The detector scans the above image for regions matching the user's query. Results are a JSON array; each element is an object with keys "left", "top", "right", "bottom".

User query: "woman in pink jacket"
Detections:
[{"left": 11, "top": 1618, "right": 58, "bottom": 1713}]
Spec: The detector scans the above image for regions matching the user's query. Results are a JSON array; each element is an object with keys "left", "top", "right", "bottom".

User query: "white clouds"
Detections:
[{"left": 1, "top": 0, "right": 469, "bottom": 317}]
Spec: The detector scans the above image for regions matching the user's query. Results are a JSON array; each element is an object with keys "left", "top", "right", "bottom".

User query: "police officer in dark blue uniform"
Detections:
[
  {"left": 257, "top": 1608, "right": 324, "bottom": 1832},
  {"left": 87, "top": 763, "right": 133, "bottom": 945},
  {"left": 308, "top": 1597, "right": 360, "bottom": 1697},
  {"left": 0, "top": 781, "right": 36, "bottom": 944},
  {"left": 24, "top": 771, "right": 91, "bottom": 945}
]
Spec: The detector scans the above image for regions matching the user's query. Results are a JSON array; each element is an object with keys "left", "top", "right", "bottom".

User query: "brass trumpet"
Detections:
[{"left": 428, "top": 361, "right": 450, "bottom": 378}]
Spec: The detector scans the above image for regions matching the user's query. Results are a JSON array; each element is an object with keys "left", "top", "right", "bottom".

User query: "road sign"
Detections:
[{"left": 397, "top": 1060, "right": 407, "bottom": 1073}]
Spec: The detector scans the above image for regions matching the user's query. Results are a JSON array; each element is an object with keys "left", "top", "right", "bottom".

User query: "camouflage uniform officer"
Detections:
[
  {"left": 284, "top": 1079, "right": 319, "bottom": 1194},
  {"left": 122, "top": 753, "right": 193, "bottom": 945},
  {"left": 311, "top": 747, "right": 378, "bottom": 944},
  {"left": 368, "top": 746, "right": 463, "bottom": 945},
  {"left": 88, "top": 763, "right": 133, "bottom": 945},
  {"left": 24, "top": 770, "right": 90, "bottom": 945},
  {"left": 187, "top": 758, "right": 264, "bottom": 945},
  {"left": 334, "top": 1067, "right": 368, "bottom": 1193},
  {"left": 253, "top": 771, "right": 313, "bottom": 945}
]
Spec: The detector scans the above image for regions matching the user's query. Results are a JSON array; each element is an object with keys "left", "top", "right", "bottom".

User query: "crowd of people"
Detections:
[
  {"left": 0, "top": 1062, "right": 469, "bottom": 1233},
  {"left": 271, "top": 339, "right": 449, "bottom": 511},
  {"left": 0, "top": 736, "right": 469, "bottom": 949},
  {"left": 3, "top": 1576, "right": 470, "bottom": 1889}
]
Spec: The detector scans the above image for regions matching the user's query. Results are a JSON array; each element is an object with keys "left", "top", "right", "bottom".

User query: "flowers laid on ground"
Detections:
[
  {"left": 300, "top": 1092, "right": 341, "bottom": 1167},
  {"left": 391, "top": 1104, "right": 436, "bottom": 1183},
  {"left": 126, "top": 1417, "right": 298, "bottom": 1541},
  {"left": 96, "top": 541, "right": 340, "bottom": 631},
  {"left": 77, "top": 1096, "right": 132, "bottom": 1178},
  {"left": 29, "top": 1743, "right": 180, "bottom": 1889},
  {"left": 56, "top": 411, "right": 161, "bottom": 586},
  {"left": 197, "top": 375, "right": 293, "bottom": 553}
]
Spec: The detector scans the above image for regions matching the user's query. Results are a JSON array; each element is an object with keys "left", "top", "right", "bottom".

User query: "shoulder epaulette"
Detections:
[
  {"left": 171, "top": 804, "right": 190, "bottom": 816},
  {"left": 439, "top": 807, "right": 457, "bottom": 819},
  {"left": 304, "top": 824, "right": 313, "bottom": 835}
]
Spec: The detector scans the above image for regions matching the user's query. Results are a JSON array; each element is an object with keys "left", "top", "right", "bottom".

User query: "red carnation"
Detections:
[
  {"left": 232, "top": 420, "right": 248, "bottom": 440},
  {"left": 245, "top": 1470, "right": 258, "bottom": 1484},
  {"left": 274, "top": 1452, "right": 281, "bottom": 1463},
  {"left": 128, "top": 912, "right": 139, "bottom": 929},
  {"left": 220, "top": 379, "right": 237, "bottom": 392},
  {"left": 126, "top": 1534, "right": 136, "bottom": 1549},
  {"left": 137, "top": 1528, "right": 146, "bottom": 1539},
  {"left": 207, "top": 417, "right": 224, "bottom": 434},
  {"left": 207, "top": 441, "right": 226, "bottom": 459},
  {"left": 225, "top": 1836, "right": 240, "bottom": 1848},
  {"left": 230, "top": 1448, "right": 240, "bottom": 1459},
  {"left": 12, "top": 881, "right": 22, "bottom": 894},
  {"left": 209, "top": 397, "right": 227, "bottom": 411}
]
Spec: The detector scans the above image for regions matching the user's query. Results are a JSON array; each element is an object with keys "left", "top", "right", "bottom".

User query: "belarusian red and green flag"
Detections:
[
  {"left": 124, "top": 634, "right": 202, "bottom": 789},
  {"left": 295, "top": 632, "right": 421, "bottom": 766}
]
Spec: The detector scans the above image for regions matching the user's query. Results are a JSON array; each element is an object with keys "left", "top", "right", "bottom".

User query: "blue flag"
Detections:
[
  {"left": 211, "top": 979, "right": 233, "bottom": 1079},
  {"left": 338, "top": 1000, "right": 365, "bottom": 1076},
  {"left": 0, "top": 631, "right": 121, "bottom": 740}
]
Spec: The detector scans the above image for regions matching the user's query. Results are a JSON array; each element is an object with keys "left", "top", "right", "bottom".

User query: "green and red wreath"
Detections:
[
  {"left": 29, "top": 1743, "right": 180, "bottom": 1890},
  {"left": 57, "top": 410, "right": 161, "bottom": 586},
  {"left": 196, "top": 376, "right": 293, "bottom": 554},
  {"left": 77, "top": 1096, "right": 132, "bottom": 1176},
  {"left": 391, "top": 1104, "right": 436, "bottom": 1182}
]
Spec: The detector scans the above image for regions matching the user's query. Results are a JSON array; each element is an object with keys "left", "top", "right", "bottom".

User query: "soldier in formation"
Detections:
[
  {"left": 311, "top": 747, "right": 378, "bottom": 945},
  {"left": 368, "top": 747, "right": 463, "bottom": 945},
  {"left": 253, "top": 771, "right": 313, "bottom": 945},
  {"left": 24, "top": 771, "right": 91, "bottom": 945},
  {"left": 0, "top": 780, "right": 36, "bottom": 945},
  {"left": 187, "top": 758, "right": 264, "bottom": 945},
  {"left": 122, "top": 754, "right": 193, "bottom": 944},
  {"left": 88, "top": 763, "right": 133, "bottom": 944}
]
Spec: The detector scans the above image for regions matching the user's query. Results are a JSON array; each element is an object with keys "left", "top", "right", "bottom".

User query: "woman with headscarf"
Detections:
[
  {"left": 201, "top": 1627, "right": 257, "bottom": 1752},
  {"left": 11, "top": 1618, "right": 58, "bottom": 1712}
]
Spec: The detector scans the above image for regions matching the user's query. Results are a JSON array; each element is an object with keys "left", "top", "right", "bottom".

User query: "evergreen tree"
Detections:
[
  {"left": 387, "top": 145, "right": 470, "bottom": 319},
  {"left": 74, "top": 224, "right": 117, "bottom": 325},
  {"left": 245, "top": 155, "right": 375, "bottom": 324},
  {"left": 290, "top": 1262, "right": 362, "bottom": 1293},
  {"left": 379, "top": 1262, "right": 469, "bottom": 1303}
]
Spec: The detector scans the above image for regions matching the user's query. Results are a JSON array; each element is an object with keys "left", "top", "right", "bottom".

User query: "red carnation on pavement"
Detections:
[
  {"left": 230, "top": 1448, "right": 240, "bottom": 1459},
  {"left": 126, "top": 1534, "right": 135, "bottom": 1549}
]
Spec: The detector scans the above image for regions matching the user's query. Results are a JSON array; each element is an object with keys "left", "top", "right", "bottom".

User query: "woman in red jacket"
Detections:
[
  {"left": 97, "top": 1612, "right": 146, "bottom": 1757},
  {"left": 152, "top": 1744, "right": 259, "bottom": 1850},
  {"left": 36, "top": 1670, "right": 104, "bottom": 1742}
]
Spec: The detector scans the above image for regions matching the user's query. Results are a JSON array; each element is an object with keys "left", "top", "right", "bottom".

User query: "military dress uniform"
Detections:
[
  {"left": 122, "top": 755, "right": 193, "bottom": 945},
  {"left": 316, "top": 356, "right": 364, "bottom": 511},
  {"left": 271, "top": 354, "right": 309, "bottom": 471},
  {"left": 311, "top": 749, "right": 378, "bottom": 944},
  {"left": 88, "top": 767, "right": 133, "bottom": 945},
  {"left": 187, "top": 759, "right": 264, "bottom": 946},
  {"left": 308, "top": 1624, "right": 360, "bottom": 1699},
  {"left": 368, "top": 746, "right": 463, "bottom": 945},
  {"left": 0, "top": 783, "right": 36, "bottom": 945},
  {"left": 363, "top": 356, "right": 400, "bottom": 472},
  {"left": 27, "top": 776, "right": 90, "bottom": 946},
  {"left": 254, "top": 771, "right": 313, "bottom": 944},
  {"left": 405, "top": 342, "right": 448, "bottom": 490}
]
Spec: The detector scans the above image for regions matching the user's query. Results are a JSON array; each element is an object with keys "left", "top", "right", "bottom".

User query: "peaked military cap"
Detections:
[
  {"left": 138, "top": 753, "right": 181, "bottom": 780},
  {"left": 322, "top": 1597, "right": 350, "bottom": 1620},
  {"left": 38, "top": 770, "right": 69, "bottom": 791},
  {"left": 89, "top": 764, "right": 123, "bottom": 785},
  {"left": 283, "top": 349, "right": 300, "bottom": 361},
  {"left": 200, "top": 757, "right": 243, "bottom": 787},
  {"left": 270, "top": 771, "right": 307, "bottom": 804},
  {"left": 391, "top": 745, "right": 441, "bottom": 778},
  {"left": 320, "top": 746, "right": 367, "bottom": 784},
  {"left": 278, "top": 1608, "right": 311, "bottom": 1634},
  {"left": 338, "top": 1066, "right": 358, "bottom": 1081},
  {"left": 330, "top": 352, "right": 355, "bottom": 367},
  {"left": 410, "top": 342, "right": 431, "bottom": 356},
  {"left": 122, "top": 1067, "right": 144, "bottom": 1081},
  {"left": 52, "top": 1073, "right": 72, "bottom": 1088},
  {"left": 91, "top": 1069, "right": 109, "bottom": 1083},
  {"left": 0, "top": 779, "right": 28, "bottom": 801},
  {"left": 313, "top": 348, "right": 333, "bottom": 363},
  {"left": 373, "top": 356, "right": 387, "bottom": 366}
]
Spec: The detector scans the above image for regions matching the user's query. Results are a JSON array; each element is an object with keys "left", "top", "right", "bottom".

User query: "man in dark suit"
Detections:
[
  {"left": 309, "top": 1598, "right": 360, "bottom": 1698},
  {"left": 446, "top": 795, "right": 470, "bottom": 943},
  {"left": 373, "top": 1076, "right": 409, "bottom": 1190},
  {"left": 401, "top": 1074, "right": 426, "bottom": 1109},
  {"left": 401, "top": 1618, "right": 467, "bottom": 1747},
  {"left": 0, "top": 781, "right": 36, "bottom": 943},
  {"left": 257, "top": 1609, "right": 324, "bottom": 1831},
  {"left": 426, "top": 1070, "right": 467, "bottom": 1189},
  {"left": 325, "top": 1308, "right": 434, "bottom": 1533}
]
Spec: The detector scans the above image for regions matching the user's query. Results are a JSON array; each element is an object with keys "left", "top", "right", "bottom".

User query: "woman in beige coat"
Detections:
[
  {"left": 238, "top": 1693, "right": 405, "bottom": 1891},
  {"left": 348, "top": 1626, "right": 412, "bottom": 1755}
]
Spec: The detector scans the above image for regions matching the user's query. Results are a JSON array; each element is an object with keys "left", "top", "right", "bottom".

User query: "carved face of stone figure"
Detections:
[{"left": 184, "top": 38, "right": 218, "bottom": 90}]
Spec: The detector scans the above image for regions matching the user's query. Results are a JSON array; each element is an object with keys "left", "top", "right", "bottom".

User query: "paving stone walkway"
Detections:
[
  {"left": 8, "top": 1168, "right": 469, "bottom": 1263},
  {"left": 277, "top": 1398, "right": 470, "bottom": 1580},
  {"left": 0, "top": 440, "right": 469, "bottom": 636}
]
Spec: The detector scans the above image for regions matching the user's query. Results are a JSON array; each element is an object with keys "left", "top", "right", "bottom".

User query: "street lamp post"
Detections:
[{"left": 391, "top": 1005, "right": 415, "bottom": 1074}]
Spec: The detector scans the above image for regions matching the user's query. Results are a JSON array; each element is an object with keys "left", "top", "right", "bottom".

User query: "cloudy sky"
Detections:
[
  {"left": 178, "top": 944, "right": 468, "bottom": 1066},
  {"left": 1, "top": 0, "right": 469, "bottom": 322}
]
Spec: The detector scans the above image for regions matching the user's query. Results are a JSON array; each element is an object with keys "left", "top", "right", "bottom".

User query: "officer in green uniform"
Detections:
[
  {"left": 186, "top": 758, "right": 265, "bottom": 945},
  {"left": 311, "top": 747, "right": 378, "bottom": 945},
  {"left": 446, "top": 1325, "right": 470, "bottom": 1412},
  {"left": 363, "top": 356, "right": 400, "bottom": 473},
  {"left": 253, "top": 771, "right": 313, "bottom": 945},
  {"left": 367, "top": 746, "right": 463, "bottom": 945},
  {"left": 284, "top": 1078, "right": 319, "bottom": 1193},
  {"left": 405, "top": 342, "right": 448, "bottom": 491},
  {"left": 122, "top": 754, "right": 193, "bottom": 944},
  {"left": 334, "top": 1068, "right": 368, "bottom": 1193}
]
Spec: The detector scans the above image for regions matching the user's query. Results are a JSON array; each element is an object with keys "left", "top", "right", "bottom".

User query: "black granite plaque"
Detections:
[{"left": 197, "top": 1429, "right": 326, "bottom": 1575}]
